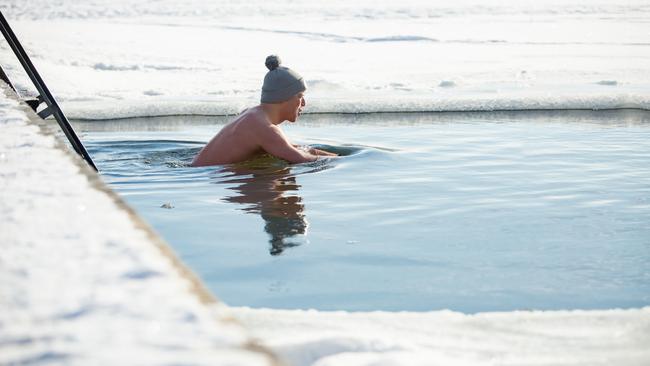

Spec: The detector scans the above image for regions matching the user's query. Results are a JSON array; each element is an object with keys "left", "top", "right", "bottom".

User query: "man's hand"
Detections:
[{"left": 308, "top": 147, "right": 338, "bottom": 157}]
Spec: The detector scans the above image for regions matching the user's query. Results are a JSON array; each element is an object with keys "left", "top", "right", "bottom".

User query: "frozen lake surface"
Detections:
[
  {"left": 2, "top": 0, "right": 649, "bottom": 119},
  {"left": 76, "top": 110, "right": 650, "bottom": 312}
]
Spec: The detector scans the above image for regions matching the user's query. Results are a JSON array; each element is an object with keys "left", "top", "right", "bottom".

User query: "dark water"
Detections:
[{"left": 76, "top": 111, "right": 650, "bottom": 312}]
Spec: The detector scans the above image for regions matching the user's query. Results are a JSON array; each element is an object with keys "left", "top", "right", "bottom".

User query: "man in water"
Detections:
[{"left": 192, "top": 55, "right": 337, "bottom": 166}]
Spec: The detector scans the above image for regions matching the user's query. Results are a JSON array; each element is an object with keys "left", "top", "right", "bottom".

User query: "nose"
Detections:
[{"left": 301, "top": 97, "right": 305, "bottom": 107}]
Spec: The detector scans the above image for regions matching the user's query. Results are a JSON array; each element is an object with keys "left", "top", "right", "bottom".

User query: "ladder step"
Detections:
[
  {"left": 37, "top": 105, "right": 53, "bottom": 119},
  {"left": 25, "top": 98, "right": 40, "bottom": 111}
]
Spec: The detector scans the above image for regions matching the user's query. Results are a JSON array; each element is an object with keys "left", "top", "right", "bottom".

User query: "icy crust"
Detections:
[
  {"left": 60, "top": 92, "right": 650, "bottom": 120},
  {"left": 1, "top": 0, "right": 649, "bottom": 119},
  {"left": 0, "top": 87, "right": 272, "bottom": 365},
  {"left": 2, "top": 0, "right": 650, "bottom": 22},
  {"left": 233, "top": 307, "right": 650, "bottom": 366}
]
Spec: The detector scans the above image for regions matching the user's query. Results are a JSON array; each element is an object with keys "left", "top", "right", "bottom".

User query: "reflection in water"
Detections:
[{"left": 218, "top": 158, "right": 308, "bottom": 256}]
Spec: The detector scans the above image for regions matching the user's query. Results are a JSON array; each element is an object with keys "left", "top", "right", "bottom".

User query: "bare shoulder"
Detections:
[
  {"left": 234, "top": 107, "right": 266, "bottom": 127},
  {"left": 238, "top": 107, "right": 277, "bottom": 133}
]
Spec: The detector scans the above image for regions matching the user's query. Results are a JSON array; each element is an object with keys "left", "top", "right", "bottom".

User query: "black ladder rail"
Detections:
[
  {"left": 0, "top": 63, "right": 17, "bottom": 92},
  {"left": 0, "top": 64, "right": 40, "bottom": 110},
  {"left": 0, "top": 11, "right": 98, "bottom": 171}
]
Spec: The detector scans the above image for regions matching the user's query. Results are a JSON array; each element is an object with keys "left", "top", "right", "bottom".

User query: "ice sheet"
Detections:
[
  {"left": 233, "top": 306, "right": 650, "bottom": 366},
  {"left": 0, "top": 0, "right": 648, "bottom": 119}
]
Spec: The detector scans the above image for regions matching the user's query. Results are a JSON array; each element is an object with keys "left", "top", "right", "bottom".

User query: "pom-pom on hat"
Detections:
[{"left": 261, "top": 55, "right": 306, "bottom": 103}]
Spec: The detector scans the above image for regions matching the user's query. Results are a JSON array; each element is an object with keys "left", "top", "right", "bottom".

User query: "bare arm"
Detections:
[{"left": 258, "top": 125, "right": 318, "bottom": 163}]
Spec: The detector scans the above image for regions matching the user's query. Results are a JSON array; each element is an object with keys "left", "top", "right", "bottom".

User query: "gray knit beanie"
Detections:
[{"left": 261, "top": 55, "right": 306, "bottom": 103}]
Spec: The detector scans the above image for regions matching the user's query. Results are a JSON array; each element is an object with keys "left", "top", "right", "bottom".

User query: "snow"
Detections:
[
  {"left": 2, "top": 1, "right": 650, "bottom": 365},
  {"left": 0, "top": 84, "right": 275, "bottom": 365},
  {"left": 233, "top": 307, "right": 650, "bottom": 366},
  {"left": 0, "top": 0, "right": 649, "bottom": 119}
]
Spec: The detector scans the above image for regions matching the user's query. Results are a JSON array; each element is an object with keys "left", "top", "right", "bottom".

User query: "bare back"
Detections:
[
  {"left": 192, "top": 108, "right": 266, "bottom": 166},
  {"left": 191, "top": 106, "right": 322, "bottom": 166}
]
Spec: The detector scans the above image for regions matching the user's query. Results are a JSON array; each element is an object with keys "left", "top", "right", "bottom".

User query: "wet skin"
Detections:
[{"left": 191, "top": 92, "right": 337, "bottom": 166}]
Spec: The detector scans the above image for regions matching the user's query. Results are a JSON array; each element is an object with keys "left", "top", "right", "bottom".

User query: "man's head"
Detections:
[{"left": 261, "top": 55, "right": 306, "bottom": 122}]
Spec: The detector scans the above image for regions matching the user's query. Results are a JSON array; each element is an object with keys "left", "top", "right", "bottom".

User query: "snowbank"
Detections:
[
  {"left": 0, "top": 82, "right": 277, "bottom": 365},
  {"left": 233, "top": 306, "right": 650, "bottom": 366},
  {"left": 1, "top": 0, "right": 649, "bottom": 119}
]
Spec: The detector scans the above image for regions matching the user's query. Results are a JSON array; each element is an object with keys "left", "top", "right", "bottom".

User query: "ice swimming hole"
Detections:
[{"left": 75, "top": 110, "right": 650, "bottom": 312}]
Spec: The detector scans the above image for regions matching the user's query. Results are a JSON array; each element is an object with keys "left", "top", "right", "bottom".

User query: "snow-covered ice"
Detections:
[
  {"left": 0, "top": 0, "right": 649, "bottom": 119},
  {"left": 233, "top": 307, "right": 650, "bottom": 366}
]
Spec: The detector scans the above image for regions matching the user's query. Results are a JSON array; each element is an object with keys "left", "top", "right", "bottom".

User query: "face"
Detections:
[{"left": 284, "top": 92, "right": 305, "bottom": 122}]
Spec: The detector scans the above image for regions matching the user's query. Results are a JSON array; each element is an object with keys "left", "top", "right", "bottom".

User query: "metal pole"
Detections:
[
  {"left": 0, "top": 64, "right": 16, "bottom": 92},
  {"left": 0, "top": 11, "right": 98, "bottom": 171}
]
